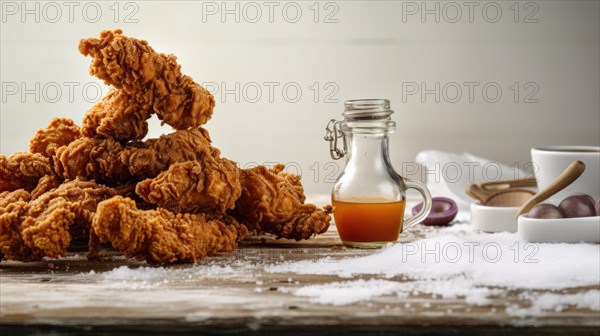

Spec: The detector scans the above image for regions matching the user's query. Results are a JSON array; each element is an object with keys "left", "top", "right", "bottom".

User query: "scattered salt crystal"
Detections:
[
  {"left": 267, "top": 226, "right": 599, "bottom": 289},
  {"left": 397, "top": 292, "right": 409, "bottom": 299},
  {"left": 266, "top": 224, "right": 600, "bottom": 313},
  {"left": 185, "top": 312, "right": 212, "bottom": 322},
  {"left": 465, "top": 292, "right": 491, "bottom": 306},
  {"left": 506, "top": 290, "right": 600, "bottom": 317},
  {"left": 96, "top": 264, "right": 240, "bottom": 281},
  {"left": 255, "top": 280, "right": 263, "bottom": 286},
  {"left": 247, "top": 323, "right": 260, "bottom": 331},
  {"left": 294, "top": 279, "right": 406, "bottom": 305}
]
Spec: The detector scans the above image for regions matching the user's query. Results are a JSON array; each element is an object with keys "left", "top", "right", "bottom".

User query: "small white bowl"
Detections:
[
  {"left": 470, "top": 202, "right": 518, "bottom": 233},
  {"left": 518, "top": 215, "right": 600, "bottom": 243}
]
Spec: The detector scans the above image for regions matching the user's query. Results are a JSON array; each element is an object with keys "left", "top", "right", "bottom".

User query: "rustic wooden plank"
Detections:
[{"left": 1, "top": 225, "right": 599, "bottom": 335}]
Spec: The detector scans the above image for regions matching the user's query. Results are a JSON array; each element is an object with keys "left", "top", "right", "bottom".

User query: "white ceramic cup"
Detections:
[{"left": 531, "top": 146, "right": 600, "bottom": 202}]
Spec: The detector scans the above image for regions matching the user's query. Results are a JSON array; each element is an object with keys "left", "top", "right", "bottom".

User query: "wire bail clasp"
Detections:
[{"left": 324, "top": 119, "right": 347, "bottom": 160}]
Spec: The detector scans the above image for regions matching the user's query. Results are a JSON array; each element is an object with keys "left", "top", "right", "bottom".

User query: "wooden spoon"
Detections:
[
  {"left": 465, "top": 184, "right": 489, "bottom": 204},
  {"left": 480, "top": 176, "right": 537, "bottom": 192},
  {"left": 465, "top": 176, "right": 537, "bottom": 205},
  {"left": 515, "top": 160, "right": 586, "bottom": 218}
]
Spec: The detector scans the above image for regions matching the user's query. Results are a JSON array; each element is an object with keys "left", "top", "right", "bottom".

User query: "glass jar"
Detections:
[{"left": 325, "top": 99, "right": 432, "bottom": 248}]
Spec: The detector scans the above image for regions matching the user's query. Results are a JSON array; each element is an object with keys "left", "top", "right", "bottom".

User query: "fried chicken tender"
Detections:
[
  {"left": 234, "top": 164, "right": 332, "bottom": 241},
  {"left": 53, "top": 136, "right": 130, "bottom": 184},
  {"left": 1, "top": 29, "right": 331, "bottom": 265},
  {"left": 54, "top": 128, "right": 217, "bottom": 184},
  {"left": 0, "top": 179, "right": 117, "bottom": 261},
  {"left": 135, "top": 159, "right": 241, "bottom": 214},
  {"left": 29, "top": 117, "right": 82, "bottom": 157},
  {"left": 0, "top": 190, "right": 30, "bottom": 208},
  {"left": 23, "top": 180, "right": 117, "bottom": 255},
  {"left": 79, "top": 29, "right": 215, "bottom": 130},
  {"left": 137, "top": 127, "right": 219, "bottom": 174},
  {"left": 0, "top": 189, "right": 33, "bottom": 261},
  {"left": 30, "top": 175, "right": 61, "bottom": 199},
  {"left": 0, "top": 152, "right": 54, "bottom": 192},
  {"left": 91, "top": 196, "right": 249, "bottom": 265},
  {"left": 82, "top": 89, "right": 152, "bottom": 141}
]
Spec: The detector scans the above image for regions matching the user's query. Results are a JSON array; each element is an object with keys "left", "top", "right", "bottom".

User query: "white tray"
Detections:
[{"left": 518, "top": 215, "right": 600, "bottom": 243}]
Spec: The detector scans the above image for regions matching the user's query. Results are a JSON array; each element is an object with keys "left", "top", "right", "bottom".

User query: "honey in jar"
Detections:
[
  {"left": 325, "top": 99, "right": 432, "bottom": 248},
  {"left": 332, "top": 199, "right": 406, "bottom": 243}
]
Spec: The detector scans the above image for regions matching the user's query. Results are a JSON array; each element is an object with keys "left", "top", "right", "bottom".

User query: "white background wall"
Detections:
[{"left": 1, "top": 0, "right": 599, "bottom": 194}]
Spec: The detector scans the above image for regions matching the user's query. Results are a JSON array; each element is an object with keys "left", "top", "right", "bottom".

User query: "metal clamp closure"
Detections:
[{"left": 324, "top": 119, "right": 347, "bottom": 160}]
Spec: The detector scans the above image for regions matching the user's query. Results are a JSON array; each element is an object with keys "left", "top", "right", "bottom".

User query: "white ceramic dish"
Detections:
[
  {"left": 518, "top": 215, "right": 600, "bottom": 243},
  {"left": 531, "top": 146, "right": 600, "bottom": 202},
  {"left": 471, "top": 202, "right": 518, "bottom": 233}
]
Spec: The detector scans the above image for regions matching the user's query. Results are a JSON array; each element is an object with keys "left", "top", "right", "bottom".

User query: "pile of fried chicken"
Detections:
[{"left": 0, "top": 29, "right": 332, "bottom": 265}]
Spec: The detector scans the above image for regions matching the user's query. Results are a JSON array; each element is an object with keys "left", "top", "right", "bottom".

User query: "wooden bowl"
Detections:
[{"left": 484, "top": 189, "right": 535, "bottom": 207}]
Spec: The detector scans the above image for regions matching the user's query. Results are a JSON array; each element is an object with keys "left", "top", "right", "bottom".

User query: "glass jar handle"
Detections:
[{"left": 402, "top": 179, "right": 432, "bottom": 230}]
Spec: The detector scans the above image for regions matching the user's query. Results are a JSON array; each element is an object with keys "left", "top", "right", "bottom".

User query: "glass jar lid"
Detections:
[
  {"left": 343, "top": 99, "right": 393, "bottom": 121},
  {"left": 325, "top": 99, "right": 396, "bottom": 160},
  {"left": 341, "top": 99, "right": 396, "bottom": 133}
]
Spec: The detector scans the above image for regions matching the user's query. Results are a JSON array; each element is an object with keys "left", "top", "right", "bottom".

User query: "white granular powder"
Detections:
[{"left": 266, "top": 224, "right": 600, "bottom": 314}]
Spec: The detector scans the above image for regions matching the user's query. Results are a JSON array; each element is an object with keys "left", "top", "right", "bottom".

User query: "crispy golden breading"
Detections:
[
  {"left": 19, "top": 197, "right": 76, "bottom": 260},
  {"left": 29, "top": 117, "right": 82, "bottom": 157},
  {"left": 234, "top": 164, "right": 332, "bottom": 241},
  {"left": 79, "top": 29, "right": 215, "bottom": 130},
  {"left": 82, "top": 89, "right": 152, "bottom": 141},
  {"left": 91, "top": 196, "right": 249, "bottom": 265},
  {"left": 135, "top": 159, "right": 241, "bottom": 214},
  {"left": 0, "top": 189, "right": 34, "bottom": 261},
  {"left": 0, "top": 29, "right": 332, "bottom": 265},
  {"left": 0, "top": 179, "right": 117, "bottom": 261},
  {"left": 30, "top": 175, "right": 61, "bottom": 199},
  {"left": 0, "top": 190, "right": 30, "bottom": 208},
  {"left": 136, "top": 127, "right": 219, "bottom": 173},
  {"left": 53, "top": 136, "right": 131, "bottom": 184},
  {"left": 0, "top": 152, "right": 54, "bottom": 193},
  {"left": 54, "top": 128, "right": 217, "bottom": 184}
]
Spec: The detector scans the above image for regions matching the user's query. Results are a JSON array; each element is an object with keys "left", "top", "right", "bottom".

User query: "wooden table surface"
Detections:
[{"left": 1, "top": 223, "right": 599, "bottom": 336}]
